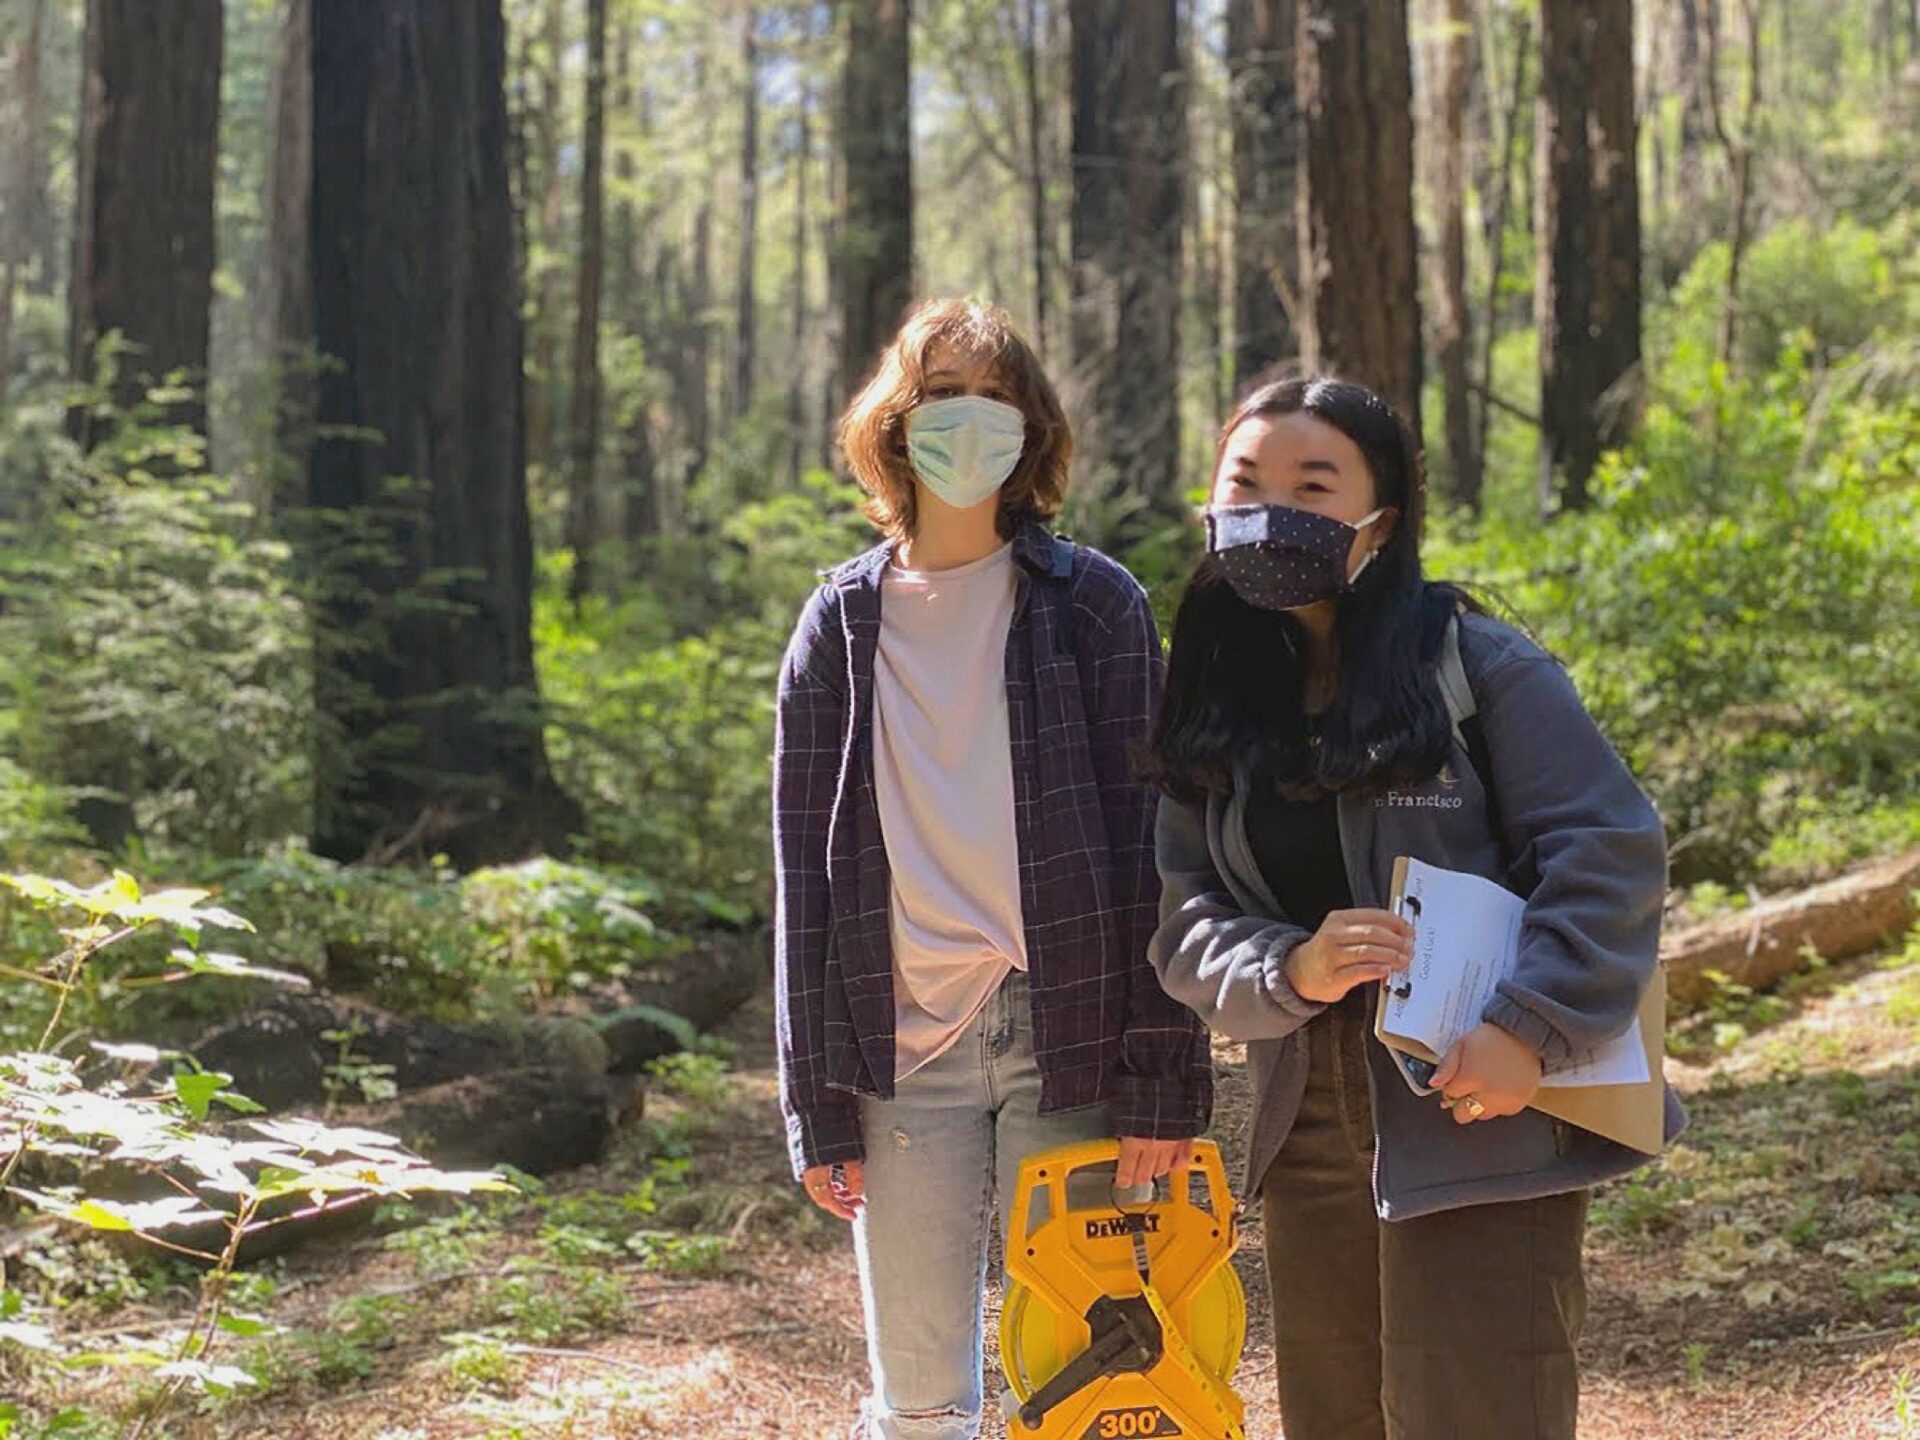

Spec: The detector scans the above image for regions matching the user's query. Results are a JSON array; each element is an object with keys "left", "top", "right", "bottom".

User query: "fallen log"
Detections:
[
  {"left": 180, "top": 927, "right": 768, "bottom": 1110},
  {"left": 561, "top": 928, "right": 769, "bottom": 1073},
  {"left": 182, "top": 992, "right": 609, "bottom": 1112},
  {"left": 1663, "top": 847, "right": 1920, "bottom": 1006},
  {"left": 332, "top": 1064, "right": 643, "bottom": 1176}
]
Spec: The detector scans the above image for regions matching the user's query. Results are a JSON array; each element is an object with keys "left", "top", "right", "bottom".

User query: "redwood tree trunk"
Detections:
[
  {"left": 68, "top": 0, "right": 223, "bottom": 443},
  {"left": 837, "top": 0, "right": 913, "bottom": 401},
  {"left": 1227, "top": 0, "right": 1297, "bottom": 392},
  {"left": 1069, "top": 0, "right": 1186, "bottom": 545},
  {"left": 304, "top": 0, "right": 580, "bottom": 867},
  {"left": 1297, "top": 0, "right": 1422, "bottom": 435},
  {"left": 567, "top": 0, "right": 608, "bottom": 605},
  {"left": 1535, "top": 0, "right": 1641, "bottom": 514}
]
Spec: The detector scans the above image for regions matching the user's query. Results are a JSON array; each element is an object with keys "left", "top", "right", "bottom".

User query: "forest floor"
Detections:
[{"left": 15, "top": 924, "right": 1920, "bottom": 1439}]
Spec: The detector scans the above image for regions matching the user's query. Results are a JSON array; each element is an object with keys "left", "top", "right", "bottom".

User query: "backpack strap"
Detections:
[{"left": 1439, "top": 614, "right": 1503, "bottom": 853}]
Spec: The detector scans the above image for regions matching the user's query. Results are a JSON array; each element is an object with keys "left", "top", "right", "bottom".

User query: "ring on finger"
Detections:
[{"left": 1464, "top": 1095, "right": 1487, "bottom": 1118}]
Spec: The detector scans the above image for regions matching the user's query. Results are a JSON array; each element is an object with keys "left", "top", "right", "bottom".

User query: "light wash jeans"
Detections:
[{"left": 851, "top": 969, "right": 1112, "bottom": 1440}]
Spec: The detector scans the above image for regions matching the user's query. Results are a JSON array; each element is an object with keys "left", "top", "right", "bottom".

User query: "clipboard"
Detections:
[{"left": 1375, "top": 856, "right": 1670, "bottom": 1155}]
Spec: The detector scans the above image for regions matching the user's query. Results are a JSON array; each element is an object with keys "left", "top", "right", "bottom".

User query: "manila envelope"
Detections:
[{"left": 1376, "top": 857, "right": 1669, "bottom": 1155}]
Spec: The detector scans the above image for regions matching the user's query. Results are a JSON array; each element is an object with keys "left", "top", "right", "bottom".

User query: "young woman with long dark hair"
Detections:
[{"left": 1140, "top": 376, "right": 1681, "bottom": 1438}]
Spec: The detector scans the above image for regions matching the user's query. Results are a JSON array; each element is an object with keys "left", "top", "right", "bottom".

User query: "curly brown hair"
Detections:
[{"left": 836, "top": 298, "right": 1072, "bottom": 539}]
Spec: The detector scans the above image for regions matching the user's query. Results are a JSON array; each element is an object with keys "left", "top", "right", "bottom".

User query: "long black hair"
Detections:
[{"left": 1137, "top": 376, "right": 1481, "bottom": 805}]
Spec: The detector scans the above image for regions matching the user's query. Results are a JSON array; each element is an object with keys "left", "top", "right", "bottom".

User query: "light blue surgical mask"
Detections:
[{"left": 904, "top": 395, "right": 1027, "bottom": 509}]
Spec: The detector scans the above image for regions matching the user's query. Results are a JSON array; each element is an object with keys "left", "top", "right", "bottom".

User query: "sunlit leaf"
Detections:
[
  {"left": 154, "top": 1358, "right": 259, "bottom": 1394},
  {"left": 14, "top": 1191, "right": 225, "bottom": 1234},
  {"left": 164, "top": 947, "right": 308, "bottom": 987},
  {"left": 0, "top": 1319, "right": 59, "bottom": 1353},
  {"left": 90, "top": 1040, "right": 167, "bottom": 1064}
]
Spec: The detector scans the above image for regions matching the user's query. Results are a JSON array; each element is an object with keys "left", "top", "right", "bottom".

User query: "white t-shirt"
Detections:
[{"left": 873, "top": 541, "right": 1028, "bottom": 1080}]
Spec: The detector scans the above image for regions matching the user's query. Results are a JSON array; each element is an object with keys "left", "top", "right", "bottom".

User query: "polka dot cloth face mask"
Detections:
[{"left": 1204, "top": 503, "right": 1387, "bottom": 611}]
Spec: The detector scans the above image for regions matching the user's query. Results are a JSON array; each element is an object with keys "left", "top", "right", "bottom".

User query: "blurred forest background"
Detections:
[{"left": 1, "top": 1, "right": 1918, "bottom": 1435}]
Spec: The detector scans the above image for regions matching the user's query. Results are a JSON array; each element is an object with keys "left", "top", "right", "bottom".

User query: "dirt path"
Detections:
[{"left": 16, "top": 936, "right": 1920, "bottom": 1438}]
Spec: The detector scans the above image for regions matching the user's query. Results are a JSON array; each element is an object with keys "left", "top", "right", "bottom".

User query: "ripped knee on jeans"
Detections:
[{"left": 855, "top": 1401, "right": 977, "bottom": 1438}]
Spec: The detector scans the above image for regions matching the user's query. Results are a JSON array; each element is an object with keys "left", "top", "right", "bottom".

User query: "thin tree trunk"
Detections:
[
  {"left": 818, "top": 121, "right": 843, "bottom": 472},
  {"left": 838, "top": 0, "right": 913, "bottom": 402},
  {"left": 306, "top": 0, "right": 580, "bottom": 866},
  {"left": 787, "top": 77, "right": 813, "bottom": 489},
  {"left": 1024, "top": 0, "right": 1051, "bottom": 353},
  {"left": 567, "top": 0, "right": 608, "bottom": 606},
  {"left": 1535, "top": 0, "right": 1641, "bottom": 515},
  {"left": 733, "top": 1, "right": 759, "bottom": 423},
  {"left": 1189, "top": 127, "right": 1223, "bottom": 429},
  {"left": 1706, "top": 0, "right": 1763, "bottom": 373},
  {"left": 614, "top": 23, "right": 659, "bottom": 552},
  {"left": 527, "top": 0, "right": 567, "bottom": 477},
  {"left": 16, "top": 0, "right": 54, "bottom": 298},
  {"left": 685, "top": 196, "right": 713, "bottom": 492},
  {"left": 1227, "top": 0, "right": 1298, "bottom": 392},
  {"left": 1432, "top": 0, "right": 1477, "bottom": 507},
  {"left": 68, "top": 0, "right": 224, "bottom": 444},
  {"left": 263, "top": 0, "right": 314, "bottom": 519},
  {"left": 1297, "top": 0, "right": 1423, "bottom": 435},
  {"left": 0, "top": 259, "right": 15, "bottom": 417},
  {"left": 1676, "top": 0, "right": 1712, "bottom": 222},
  {"left": 1473, "top": 8, "right": 1530, "bottom": 510},
  {"left": 1645, "top": 0, "right": 1669, "bottom": 236}
]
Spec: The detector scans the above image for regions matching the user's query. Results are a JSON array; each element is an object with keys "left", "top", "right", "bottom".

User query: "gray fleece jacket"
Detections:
[{"left": 1148, "top": 612, "right": 1685, "bottom": 1220}]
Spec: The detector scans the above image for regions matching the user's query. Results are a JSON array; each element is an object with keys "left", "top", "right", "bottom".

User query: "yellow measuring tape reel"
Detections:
[{"left": 998, "top": 1138, "right": 1247, "bottom": 1440}]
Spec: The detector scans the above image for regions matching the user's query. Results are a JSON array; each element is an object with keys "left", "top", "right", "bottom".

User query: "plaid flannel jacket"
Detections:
[{"left": 773, "top": 521, "right": 1213, "bottom": 1179}]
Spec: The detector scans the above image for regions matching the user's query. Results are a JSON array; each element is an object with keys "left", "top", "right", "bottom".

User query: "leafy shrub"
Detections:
[
  {"left": 1428, "top": 343, "right": 1920, "bottom": 885},
  {"left": 1657, "top": 218, "right": 1912, "bottom": 374},
  {"left": 195, "top": 845, "right": 687, "bottom": 1021},
  {"left": 537, "top": 467, "right": 871, "bottom": 915},
  {"left": 0, "top": 401, "right": 310, "bottom": 858}
]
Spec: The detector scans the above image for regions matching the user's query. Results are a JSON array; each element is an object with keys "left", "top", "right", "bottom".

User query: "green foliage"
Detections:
[
  {"left": 0, "top": 868, "right": 515, "bottom": 1434},
  {"left": 0, "top": 400, "right": 311, "bottom": 858},
  {"left": 182, "top": 844, "right": 686, "bottom": 1021},
  {"left": 1430, "top": 249, "right": 1920, "bottom": 885},
  {"left": 538, "top": 467, "right": 870, "bottom": 913},
  {"left": 473, "top": 1268, "right": 632, "bottom": 1344},
  {"left": 1657, "top": 217, "right": 1915, "bottom": 374}
]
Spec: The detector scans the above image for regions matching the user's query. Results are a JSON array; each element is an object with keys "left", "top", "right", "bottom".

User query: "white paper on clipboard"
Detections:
[{"left": 1380, "top": 857, "right": 1648, "bottom": 1089}]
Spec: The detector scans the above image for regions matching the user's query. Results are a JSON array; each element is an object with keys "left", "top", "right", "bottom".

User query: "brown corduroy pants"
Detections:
[{"left": 1260, "top": 992, "right": 1589, "bottom": 1440}]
